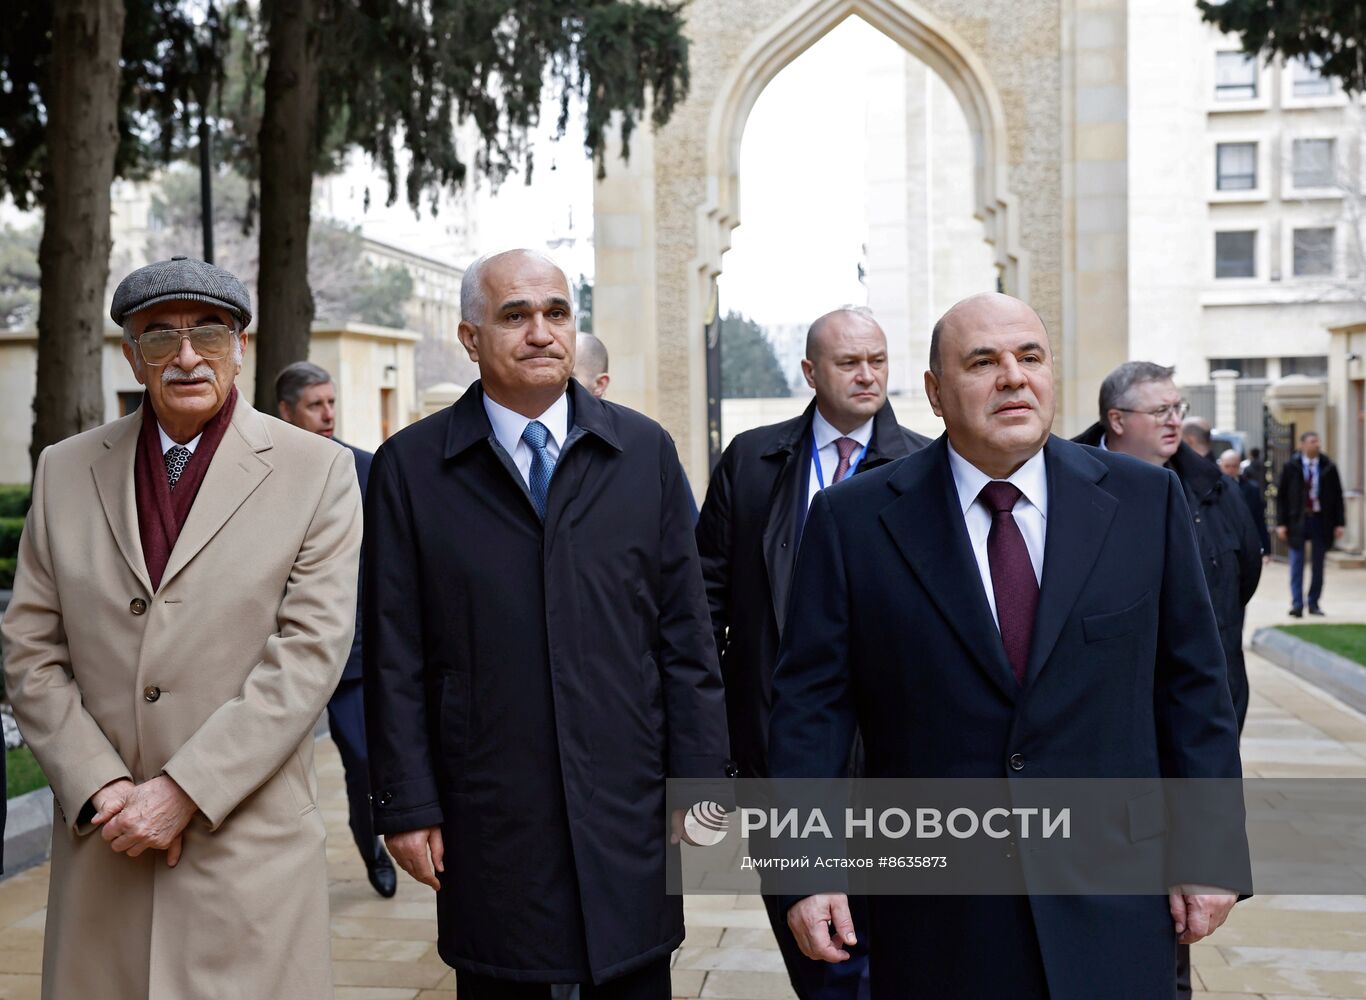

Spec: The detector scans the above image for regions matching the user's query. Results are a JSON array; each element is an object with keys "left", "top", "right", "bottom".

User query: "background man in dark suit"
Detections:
[
  {"left": 1182, "top": 416, "right": 1217, "bottom": 463},
  {"left": 275, "top": 360, "right": 396, "bottom": 899},
  {"left": 1073, "top": 361, "right": 1261, "bottom": 729},
  {"left": 363, "top": 249, "right": 732, "bottom": 999},
  {"left": 1219, "top": 449, "right": 1271, "bottom": 557},
  {"left": 769, "top": 292, "right": 1247, "bottom": 1000},
  {"left": 696, "top": 306, "right": 928, "bottom": 1000},
  {"left": 573, "top": 333, "right": 611, "bottom": 398},
  {"left": 1276, "top": 431, "right": 1346, "bottom": 617}
]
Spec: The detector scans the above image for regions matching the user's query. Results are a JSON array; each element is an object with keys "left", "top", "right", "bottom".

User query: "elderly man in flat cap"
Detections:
[{"left": 1, "top": 256, "right": 362, "bottom": 999}]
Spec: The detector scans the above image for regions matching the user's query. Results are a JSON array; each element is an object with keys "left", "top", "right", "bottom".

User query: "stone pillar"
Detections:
[
  {"left": 592, "top": 117, "right": 658, "bottom": 420},
  {"left": 1212, "top": 369, "right": 1239, "bottom": 432},
  {"left": 1059, "top": 0, "right": 1130, "bottom": 437}
]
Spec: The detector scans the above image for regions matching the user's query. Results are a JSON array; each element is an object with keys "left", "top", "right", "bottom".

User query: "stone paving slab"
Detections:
[{"left": 0, "top": 562, "right": 1363, "bottom": 998}]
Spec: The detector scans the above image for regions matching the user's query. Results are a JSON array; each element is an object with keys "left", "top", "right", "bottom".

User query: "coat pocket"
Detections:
[{"left": 1082, "top": 594, "right": 1150, "bottom": 644}]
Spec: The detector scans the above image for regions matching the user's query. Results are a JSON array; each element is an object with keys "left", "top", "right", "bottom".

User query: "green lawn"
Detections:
[
  {"left": 5, "top": 744, "right": 47, "bottom": 799},
  {"left": 1278, "top": 624, "right": 1366, "bottom": 667}
]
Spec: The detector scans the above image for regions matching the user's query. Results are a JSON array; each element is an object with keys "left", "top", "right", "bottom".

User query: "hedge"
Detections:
[
  {"left": 0, "top": 517, "right": 21, "bottom": 560},
  {"left": 0, "top": 485, "right": 30, "bottom": 519},
  {"left": 0, "top": 557, "right": 14, "bottom": 589}
]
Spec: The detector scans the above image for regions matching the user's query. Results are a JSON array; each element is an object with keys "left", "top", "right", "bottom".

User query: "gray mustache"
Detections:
[{"left": 162, "top": 364, "right": 217, "bottom": 385}]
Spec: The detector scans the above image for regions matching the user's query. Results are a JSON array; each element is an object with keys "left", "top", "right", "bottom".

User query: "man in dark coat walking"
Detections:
[
  {"left": 1276, "top": 431, "right": 1346, "bottom": 617},
  {"left": 363, "top": 249, "right": 732, "bottom": 999},
  {"left": 1219, "top": 449, "right": 1271, "bottom": 557},
  {"left": 1073, "top": 361, "right": 1261, "bottom": 729},
  {"left": 769, "top": 294, "right": 1248, "bottom": 1000},
  {"left": 696, "top": 306, "right": 928, "bottom": 1000},
  {"left": 276, "top": 360, "right": 396, "bottom": 898},
  {"left": 1075, "top": 361, "right": 1262, "bottom": 1000}
]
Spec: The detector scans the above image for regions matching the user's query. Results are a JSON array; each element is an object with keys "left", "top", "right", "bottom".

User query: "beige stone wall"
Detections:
[{"left": 598, "top": 0, "right": 1130, "bottom": 479}]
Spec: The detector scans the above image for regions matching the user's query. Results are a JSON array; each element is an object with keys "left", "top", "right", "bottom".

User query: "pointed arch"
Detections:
[{"left": 691, "top": 0, "right": 1026, "bottom": 313}]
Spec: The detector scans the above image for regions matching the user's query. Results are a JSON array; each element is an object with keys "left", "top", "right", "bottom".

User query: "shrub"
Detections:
[
  {"left": 0, "top": 518, "right": 21, "bottom": 560},
  {"left": 0, "top": 486, "right": 30, "bottom": 519}
]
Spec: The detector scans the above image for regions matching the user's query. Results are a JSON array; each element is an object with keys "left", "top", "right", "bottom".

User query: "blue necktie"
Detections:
[{"left": 521, "top": 420, "right": 555, "bottom": 519}]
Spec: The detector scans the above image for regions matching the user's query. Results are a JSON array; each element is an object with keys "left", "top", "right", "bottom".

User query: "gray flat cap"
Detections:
[{"left": 110, "top": 255, "right": 252, "bottom": 327}]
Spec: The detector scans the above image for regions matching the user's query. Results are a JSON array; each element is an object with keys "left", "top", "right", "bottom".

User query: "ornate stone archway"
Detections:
[{"left": 594, "top": 0, "right": 1129, "bottom": 479}]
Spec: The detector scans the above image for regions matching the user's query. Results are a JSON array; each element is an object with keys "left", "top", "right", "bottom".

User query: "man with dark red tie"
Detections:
[
  {"left": 696, "top": 307, "right": 928, "bottom": 1000},
  {"left": 1276, "top": 431, "right": 1345, "bottom": 617},
  {"left": 767, "top": 292, "right": 1248, "bottom": 999}
]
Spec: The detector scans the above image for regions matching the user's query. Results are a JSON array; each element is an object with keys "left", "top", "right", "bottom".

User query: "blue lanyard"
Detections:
[{"left": 811, "top": 432, "right": 867, "bottom": 490}]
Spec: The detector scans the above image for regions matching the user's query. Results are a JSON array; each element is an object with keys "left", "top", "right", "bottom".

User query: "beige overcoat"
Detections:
[{"left": 0, "top": 401, "right": 361, "bottom": 1000}]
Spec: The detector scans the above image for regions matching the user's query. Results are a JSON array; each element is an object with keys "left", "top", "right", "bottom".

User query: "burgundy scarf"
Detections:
[{"left": 134, "top": 386, "right": 239, "bottom": 590}]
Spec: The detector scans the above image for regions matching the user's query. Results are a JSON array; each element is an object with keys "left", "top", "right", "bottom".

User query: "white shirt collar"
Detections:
[
  {"left": 811, "top": 407, "right": 875, "bottom": 450},
  {"left": 157, "top": 423, "right": 202, "bottom": 455},
  {"left": 482, "top": 389, "right": 570, "bottom": 457},
  {"left": 946, "top": 440, "right": 1048, "bottom": 520},
  {"left": 1098, "top": 434, "right": 1110, "bottom": 451}
]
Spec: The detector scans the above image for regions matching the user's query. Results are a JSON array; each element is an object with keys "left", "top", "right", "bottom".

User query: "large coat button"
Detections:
[
  {"left": 378, "top": 791, "right": 393, "bottom": 806},
  {"left": 143, "top": 685, "right": 161, "bottom": 703},
  {"left": 1009, "top": 753, "right": 1025, "bottom": 771},
  {"left": 130, "top": 598, "right": 148, "bottom": 615}
]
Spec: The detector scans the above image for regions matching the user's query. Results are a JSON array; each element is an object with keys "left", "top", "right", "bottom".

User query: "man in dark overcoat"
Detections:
[
  {"left": 363, "top": 248, "right": 733, "bottom": 999},
  {"left": 696, "top": 306, "right": 928, "bottom": 999},
  {"left": 769, "top": 293, "right": 1248, "bottom": 1000},
  {"left": 1073, "top": 361, "right": 1261, "bottom": 729}
]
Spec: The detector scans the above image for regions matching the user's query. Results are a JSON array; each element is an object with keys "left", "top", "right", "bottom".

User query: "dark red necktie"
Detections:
[
  {"left": 979, "top": 481, "right": 1039, "bottom": 685},
  {"left": 832, "top": 437, "right": 859, "bottom": 484}
]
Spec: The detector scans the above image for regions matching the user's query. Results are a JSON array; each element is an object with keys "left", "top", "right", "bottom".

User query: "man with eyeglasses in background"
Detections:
[
  {"left": 1074, "top": 360, "right": 1260, "bottom": 1000},
  {"left": 2, "top": 256, "right": 361, "bottom": 998}
]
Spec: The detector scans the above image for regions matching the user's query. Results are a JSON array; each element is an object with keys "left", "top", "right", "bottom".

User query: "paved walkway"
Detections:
[{"left": 1, "top": 562, "right": 1364, "bottom": 998}]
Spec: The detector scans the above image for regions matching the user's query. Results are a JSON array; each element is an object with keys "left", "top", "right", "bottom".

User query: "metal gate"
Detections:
[{"left": 1263, "top": 408, "right": 1296, "bottom": 560}]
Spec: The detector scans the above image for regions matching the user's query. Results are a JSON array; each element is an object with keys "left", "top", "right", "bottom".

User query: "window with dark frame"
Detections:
[
  {"left": 1215, "top": 231, "right": 1256, "bottom": 278},
  {"left": 1292, "top": 227, "right": 1334, "bottom": 277},
  {"left": 1215, "top": 52, "right": 1257, "bottom": 100},
  {"left": 1216, "top": 142, "right": 1258, "bottom": 190}
]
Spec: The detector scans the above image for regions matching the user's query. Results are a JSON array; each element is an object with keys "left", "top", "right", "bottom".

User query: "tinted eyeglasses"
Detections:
[{"left": 134, "top": 325, "right": 235, "bottom": 366}]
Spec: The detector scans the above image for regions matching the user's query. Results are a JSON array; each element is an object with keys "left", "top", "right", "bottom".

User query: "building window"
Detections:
[
  {"left": 1291, "top": 138, "right": 1336, "bottom": 188},
  {"left": 1280, "top": 356, "right": 1328, "bottom": 377},
  {"left": 1292, "top": 227, "right": 1335, "bottom": 276},
  {"left": 1209, "top": 357, "right": 1268, "bottom": 379},
  {"left": 1215, "top": 231, "right": 1256, "bottom": 278},
  {"left": 1215, "top": 52, "right": 1258, "bottom": 100},
  {"left": 1216, "top": 142, "right": 1258, "bottom": 190},
  {"left": 1291, "top": 56, "right": 1333, "bottom": 98}
]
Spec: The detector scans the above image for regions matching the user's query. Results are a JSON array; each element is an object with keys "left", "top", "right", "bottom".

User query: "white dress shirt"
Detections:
[
  {"left": 947, "top": 442, "right": 1048, "bottom": 629},
  {"left": 157, "top": 424, "right": 202, "bottom": 455},
  {"left": 482, "top": 390, "right": 569, "bottom": 491},
  {"left": 806, "top": 409, "right": 875, "bottom": 508}
]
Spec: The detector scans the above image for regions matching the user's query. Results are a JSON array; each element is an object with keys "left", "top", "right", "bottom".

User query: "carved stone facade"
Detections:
[{"left": 594, "top": 0, "right": 1130, "bottom": 480}]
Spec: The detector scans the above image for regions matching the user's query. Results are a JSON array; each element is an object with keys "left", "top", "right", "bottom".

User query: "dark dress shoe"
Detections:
[
  {"left": 1309, "top": 605, "right": 1325, "bottom": 616},
  {"left": 367, "top": 851, "right": 398, "bottom": 898},
  {"left": 1289, "top": 607, "right": 1304, "bottom": 618}
]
